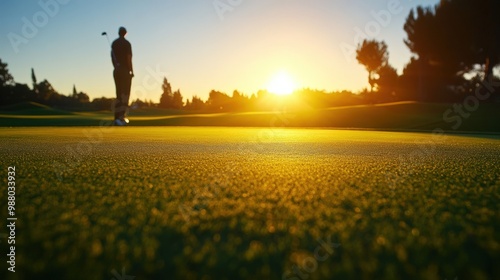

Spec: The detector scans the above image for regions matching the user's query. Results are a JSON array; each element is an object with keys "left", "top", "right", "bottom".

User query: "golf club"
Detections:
[
  {"left": 101, "top": 32, "right": 111, "bottom": 47},
  {"left": 102, "top": 31, "right": 116, "bottom": 62}
]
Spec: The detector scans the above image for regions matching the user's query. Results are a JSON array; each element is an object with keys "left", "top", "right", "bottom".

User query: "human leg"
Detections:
[{"left": 114, "top": 68, "right": 130, "bottom": 121}]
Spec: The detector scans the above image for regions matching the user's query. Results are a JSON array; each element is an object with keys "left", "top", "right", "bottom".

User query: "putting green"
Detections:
[{"left": 1, "top": 127, "right": 499, "bottom": 280}]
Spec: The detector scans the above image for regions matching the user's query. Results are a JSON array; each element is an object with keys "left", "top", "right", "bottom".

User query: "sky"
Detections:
[{"left": 0, "top": 0, "right": 440, "bottom": 102}]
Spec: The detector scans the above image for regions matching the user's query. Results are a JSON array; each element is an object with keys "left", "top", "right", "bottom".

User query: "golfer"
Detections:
[{"left": 111, "top": 26, "right": 133, "bottom": 126}]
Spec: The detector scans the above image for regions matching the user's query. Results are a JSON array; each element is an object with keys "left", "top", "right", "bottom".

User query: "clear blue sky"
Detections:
[{"left": 0, "top": 0, "right": 439, "bottom": 102}]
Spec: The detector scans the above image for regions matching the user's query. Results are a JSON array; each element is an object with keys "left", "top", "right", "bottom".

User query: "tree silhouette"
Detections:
[
  {"left": 231, "top": 90, "right": 249, "bottom": 111},
  {"left": 207, "top": 90, "right": 231, "bottom": 111},
  {"left": 356, "top": 39, "right": 389, "bottom": 93},
  {"left": 403, "top": 5, "right": 466, "bottom": 101},
  {"left": 404, "top": 6, "right": 438, "bottom": 66},
  {"left": 159, "top": 77, "right": 173, "bottom": 108},
  {"left": 0, "top": 59, "right": 14, "bottom": 105},
  {"left": 0, "top": 59, "right": 14, "bottom": 88},
  {"left": 75, "top": 92, "right": 90, "bottom": 104},
  {"left": 404, "top": 0, "right": 500, "bottom": 99},
  {"left": 377, "top": 64, "right": 399, "bottom": 101},
  {"left": 92, "top": 97, "right": 114, "bottom": 111},
  {"left": 0, "top": 59, "right": 14, "bottom": 87},
  {"left": 483, "top": 0, "right": 500, "bottom": 82},
  {"left": 172, "top": 89, "right": 183, "bottom": 109},
  {"left": 31, "top": 68, "right": 38, "bottom": 96},
  {"left": 37, "top": 79, "right": 59, "bottom": 104},
  {"left": 188, "top": 96, "right": 205, "bottom": 110}
]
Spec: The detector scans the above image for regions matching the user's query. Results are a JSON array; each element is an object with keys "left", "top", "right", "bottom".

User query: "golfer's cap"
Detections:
[{"left": 118, "top": 26, "right": 127, "bottom": 36}]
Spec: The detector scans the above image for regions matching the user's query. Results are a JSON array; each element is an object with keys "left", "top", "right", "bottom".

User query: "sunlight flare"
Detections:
[{"left": 267, "top": 71, "right": 297, "bottom": 96}]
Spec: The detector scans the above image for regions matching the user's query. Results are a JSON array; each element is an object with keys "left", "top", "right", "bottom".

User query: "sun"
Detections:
[{"left": 267, "top": 71, "right": 297, "bottom": 96}]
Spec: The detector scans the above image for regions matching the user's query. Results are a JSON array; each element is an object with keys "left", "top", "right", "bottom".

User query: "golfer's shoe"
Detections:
[
  {"left": 122, "top": 117, "right": 129, "bottom": 124},
  {"left": 114, "top": 119, "right": 127, "bottom": 126}
]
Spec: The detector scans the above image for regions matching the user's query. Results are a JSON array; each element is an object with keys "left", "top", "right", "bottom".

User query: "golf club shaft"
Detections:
[
  {"left": 105, "top": 34, "right": 111, "bottom": 47},
  {"left": 102, "top": 32, "right": 117, "bottom": 66}
]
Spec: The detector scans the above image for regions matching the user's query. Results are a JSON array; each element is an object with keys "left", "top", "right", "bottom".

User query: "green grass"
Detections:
[
  {"left": 1, "top": 101, "right": 499, "bottom": 133},
  {"left": 0, "top": 127, "right": 499, "bottom": 280},
  {"left": 0, "top": 102, "right": 75, "bottom": 115}
]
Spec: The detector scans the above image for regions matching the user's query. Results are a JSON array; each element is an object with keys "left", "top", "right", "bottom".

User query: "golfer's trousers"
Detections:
[{"left": 113, "top": 67, "right": 132, "bottom": 120}]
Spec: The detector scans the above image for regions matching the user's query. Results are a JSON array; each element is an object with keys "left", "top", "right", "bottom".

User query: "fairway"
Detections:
[
  {"left": 1, "top": 127, "right": 499, "bottom": 280},
  {"left": 2, "top": 101, "right": 500, "bottom": 133}
]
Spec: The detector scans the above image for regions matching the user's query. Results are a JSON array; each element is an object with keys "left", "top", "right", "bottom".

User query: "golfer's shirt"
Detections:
[{"left": 111, "top": 37, "right": 132, "bottom": 71}]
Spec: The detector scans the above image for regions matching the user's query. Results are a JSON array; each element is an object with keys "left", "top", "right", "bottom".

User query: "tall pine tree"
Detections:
[
  {"left": 159, "top": 77, "right": 173, "bottom": 108},
  {"left": 31, "top": 68, "right": 38, "bottom": 96}
]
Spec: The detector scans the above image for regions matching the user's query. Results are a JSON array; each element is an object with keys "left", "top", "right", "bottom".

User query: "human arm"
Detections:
[
  {"left": 127, "top": 42, "right": 133, "bottom": 77},
  {"left": 111, "top": 50, "right": 118, "bottom": 68},
  {"left": 127, "top": 54, "right": 133, "bottom": 77}
]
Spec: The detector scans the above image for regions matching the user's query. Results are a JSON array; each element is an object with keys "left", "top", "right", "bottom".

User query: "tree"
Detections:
[
  {"left": 355, "top": 39, "right": 400, "bottom": 102},
  {"left": 482, "top": 0, "right": 500, "bottom": 82},
  {"left": 0, "top": 59, "right": 14, "bottom": 88},
  {"left": 356, "top": 39, "right": 389, "bottom": 93},
  {"left": 0, "top": 83, "right": 34, "bottom": 105},
  {"left": 376, "top": 64, "right": 399, "bottom": 101},
  {"left": 70, "top": 85, "right": 89, "bottom": 104},
  {"left": 399, "top": 57, "right": 421, "bottom": 101},
  {"left": 189, "top": 96, "right": 205, "bottom": 110},
  {"left": 91, "top": 97, "right": 114, "bottom": 111},
  {"left": 131, "top": 98, "right": 147, "bottom": 109},
  {"left": 31, "top": 68, "right": 38, "bottom": 96},
  {"left": 159, "top": 77, "right": 173, "bottom": 108},
  {"left": 37, "top": 79, "right": 60, "bottom": 104},
  {"left": 172, "top": 89, "right": 183, "bottom": 109},
  {"left": 75, "top": 92, "right": 90, "bottom": 104},
  {"left": 403, "top": 0, "right": 500, "bottom": 98},
  {"left": 403, "top": 6, "right": 455, "bottom": 101},
  {"left": 231, "top": 90, "right": 249, "bottom": 111},
  {"left": 207, "top": 90, "right": 231, "bottom": 111},
  {"left": 185, "top": 96, "right": 203, "bottom": 110}
]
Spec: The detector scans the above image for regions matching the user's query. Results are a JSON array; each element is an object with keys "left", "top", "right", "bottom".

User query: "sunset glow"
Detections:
[
  {"left": 0, "top": 1, "right": 438, "bottom": 102},
  {"left": 267, "top": 71, "right": 297, "bottom": 96}
]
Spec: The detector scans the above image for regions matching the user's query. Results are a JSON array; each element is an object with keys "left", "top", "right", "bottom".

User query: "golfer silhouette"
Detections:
[{"left": 111, "top": 26, "right": 134, "bottom": 126}]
